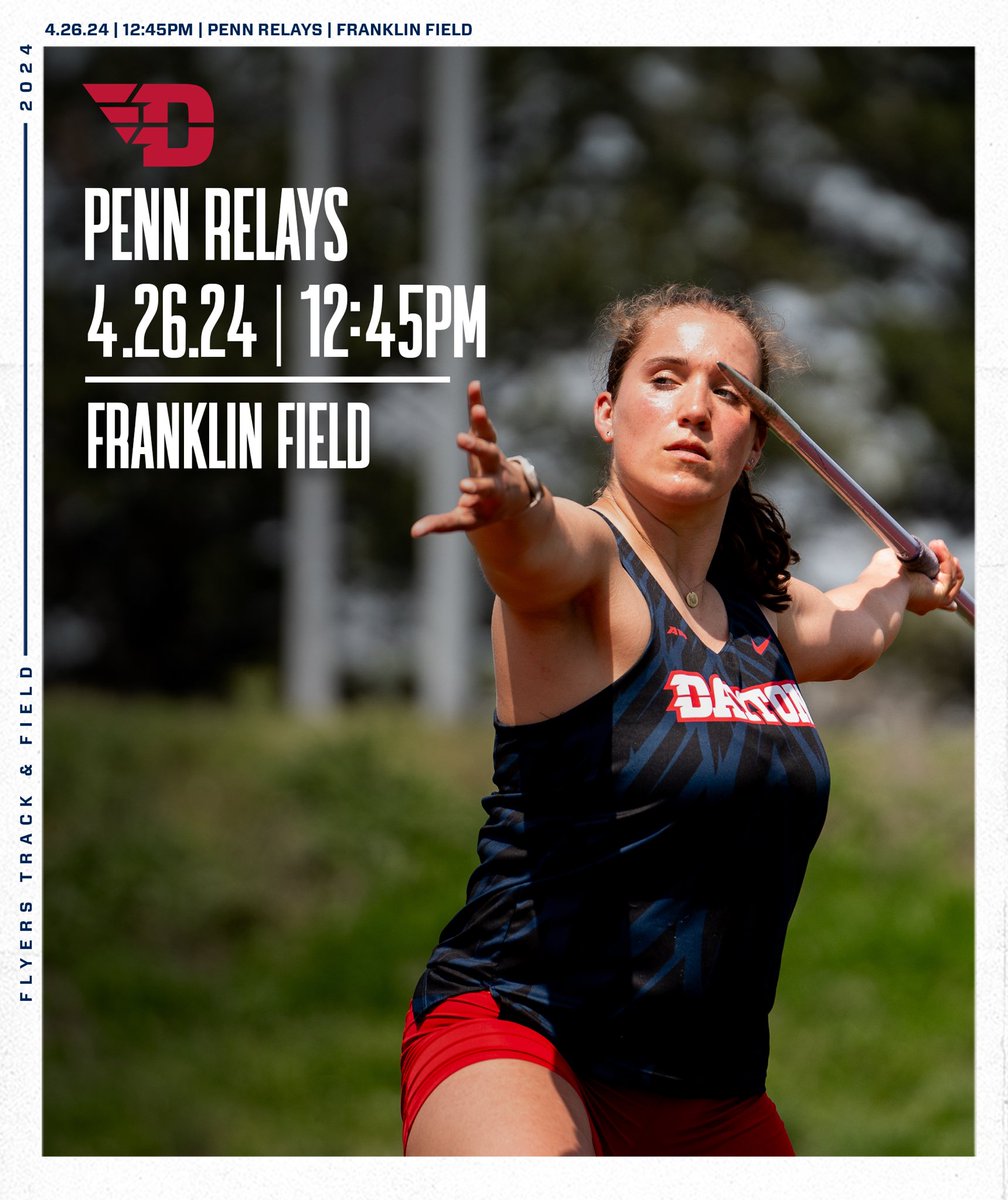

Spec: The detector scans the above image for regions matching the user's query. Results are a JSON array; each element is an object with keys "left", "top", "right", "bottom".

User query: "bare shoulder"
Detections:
[
  {"left": 773, "top": 577, "right": 834, "bottom": 678},
  {"left": 552, "top": 497, "right": 618, "bottom": 560},
  {"left": 758, "top": 603, "right": 780, "bottom": 635},
  {"left": 492, "top": 509, "right": 643, "bottom": 723},
  {"left": 775, "top": 576, "right": 819, "bottom": 632},
  {"left": 482, "top": 496, "right": 618, "bottom": 618}
]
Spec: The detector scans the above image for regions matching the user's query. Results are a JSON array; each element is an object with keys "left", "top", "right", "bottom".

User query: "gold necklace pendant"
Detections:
[{"left": 615, "top": 503, "right": 707, "bottom": 613}]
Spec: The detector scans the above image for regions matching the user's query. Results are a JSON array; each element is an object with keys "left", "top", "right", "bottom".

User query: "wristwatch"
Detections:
[{"left": 508, "top": 455, "right": 544, "bottom": 509}]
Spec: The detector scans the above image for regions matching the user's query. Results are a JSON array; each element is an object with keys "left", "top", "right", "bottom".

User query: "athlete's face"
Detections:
[{"left": 594, "top": 306, "right": 767, "bottom": 513}]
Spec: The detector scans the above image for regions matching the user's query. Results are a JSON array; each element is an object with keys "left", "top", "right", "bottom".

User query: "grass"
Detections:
[
  {"left": 42, "top": 690, "right": 973, "bottom": 1156},
  {"left": 769, "top": 727, "right": 974, "bottom": 1155}
]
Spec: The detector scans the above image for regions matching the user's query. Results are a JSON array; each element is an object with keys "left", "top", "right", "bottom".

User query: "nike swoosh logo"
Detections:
[{"left": 751, "top": 637, "right": 771, "bottom": 655}]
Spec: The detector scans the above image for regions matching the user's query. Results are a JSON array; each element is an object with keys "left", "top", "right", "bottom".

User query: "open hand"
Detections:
[{"left": 411, "top": 381, "right": 534, "bottom": 538}]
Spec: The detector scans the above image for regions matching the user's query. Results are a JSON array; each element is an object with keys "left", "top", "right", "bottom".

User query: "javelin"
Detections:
[{"left": 716, "top": 361, "right": 975, "bottom": 628}]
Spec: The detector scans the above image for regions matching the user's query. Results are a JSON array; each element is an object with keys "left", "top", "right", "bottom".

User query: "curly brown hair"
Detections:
[{"left": 597, "top": 283, "right": 802, "bottom": 611}]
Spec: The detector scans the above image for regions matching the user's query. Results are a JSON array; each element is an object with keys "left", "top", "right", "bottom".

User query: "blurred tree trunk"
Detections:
[
  {"left": 281, "top": 51, "right": 342, "bottom": 713},
  {"left": 416, "top": 50, "right": 482, "bottom": 718}
]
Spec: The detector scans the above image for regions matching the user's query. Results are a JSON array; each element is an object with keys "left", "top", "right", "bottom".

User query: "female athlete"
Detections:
[{"left": 400, "top": 284, "right": 964, "bottom": 1156}]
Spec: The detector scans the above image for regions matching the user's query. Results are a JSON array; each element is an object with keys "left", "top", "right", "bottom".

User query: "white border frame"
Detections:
[{"left": 1, "top": 4, "right": 1002, "bottom": 1196}]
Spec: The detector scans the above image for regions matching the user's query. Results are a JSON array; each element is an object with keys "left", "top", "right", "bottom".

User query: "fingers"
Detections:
[
  {"left": 467, "top": 380, "right": 498, "bottom": 443},
  {"left": 458, "top": 429, "right": 503, "bottom": 475},
  {"left": 928, "top": 538, "right": 965, "bottom": 608},
  {"left": 460, "top": 475, "right": 501, "bottom": 497},
  {"left": 412, "top": 472, "right": 510, "bottom": 537},
  {"left": 410, "top": 506, "right": 482, "bottom": 538},
  {"left": 463, "top": 381, "right": 502, "bottom": 476},
  {"left": 410, "top": 381, "right": 511, "bottom": 538},
  {"left": 904, "top": 538, "right": 965, "bottom": 614}
]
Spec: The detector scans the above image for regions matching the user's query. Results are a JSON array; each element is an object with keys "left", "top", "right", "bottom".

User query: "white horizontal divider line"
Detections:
[{"left": 85, "top": 375, "right": 452, "bottom": 384}]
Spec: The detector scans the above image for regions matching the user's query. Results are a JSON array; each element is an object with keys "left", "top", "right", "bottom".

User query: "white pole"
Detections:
[
  {"left": 416, "top": 49, "right": 482, "bottom": 719},
  {"left": 281, "top": 51, "right": 341, "bottom": 713}
]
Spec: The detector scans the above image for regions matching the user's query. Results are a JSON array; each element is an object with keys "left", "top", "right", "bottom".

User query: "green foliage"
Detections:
[
  {"left": 874, "top": 316, "right": 974, "bottom": 521},
  {"left": 771, "top": 728, "right": 974, "bottom": 1154},
  {"left": 44, "top": 693, "right": 972, "bottom": 1155},
  {"left": 44, "top": 692, "right": 490, "bottom": 1154}
]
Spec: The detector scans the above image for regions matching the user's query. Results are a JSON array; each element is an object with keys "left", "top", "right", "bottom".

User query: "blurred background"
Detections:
[{"left": 43, "top": 46, "right": 973, "bottom": 1154}]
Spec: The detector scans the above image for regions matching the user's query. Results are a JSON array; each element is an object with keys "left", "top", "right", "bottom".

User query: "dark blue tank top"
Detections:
[{"left": 412, "top": 515, "right": 830, "bottom": 1097}]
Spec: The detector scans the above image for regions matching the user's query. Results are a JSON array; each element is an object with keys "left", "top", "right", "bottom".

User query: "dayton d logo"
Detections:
[{"left": 84, "top": 83, "right": 214, "bottom": 167}]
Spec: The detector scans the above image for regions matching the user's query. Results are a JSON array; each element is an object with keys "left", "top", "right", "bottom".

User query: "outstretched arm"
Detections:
[
  {"left": 777, "top": 540, "right": 964, "bottom": 682},
  {"left": 410, "top": 381, "right": 536, "bottom": 538},
  {"left": 411, "top": 381, "right": 611, "bottom": 615}
]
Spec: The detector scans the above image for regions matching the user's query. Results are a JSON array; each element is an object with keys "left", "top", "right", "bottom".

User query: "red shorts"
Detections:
[{"left": 400, "top": 991, "right": 795, "bottom": 1156}]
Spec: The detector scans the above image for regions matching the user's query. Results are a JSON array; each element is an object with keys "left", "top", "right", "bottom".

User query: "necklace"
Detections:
[
  {"left": 655, "top": 548, "right": 706, "bottom": 609},
  {"left": 599, "top": 496, "right": 709, "bottom": 610},
  {"left": 684, "top": 584, "right": 704, "bottom": 609},
  {"left": 633, "top": 522, "right": 708, "bottom": 609}
]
